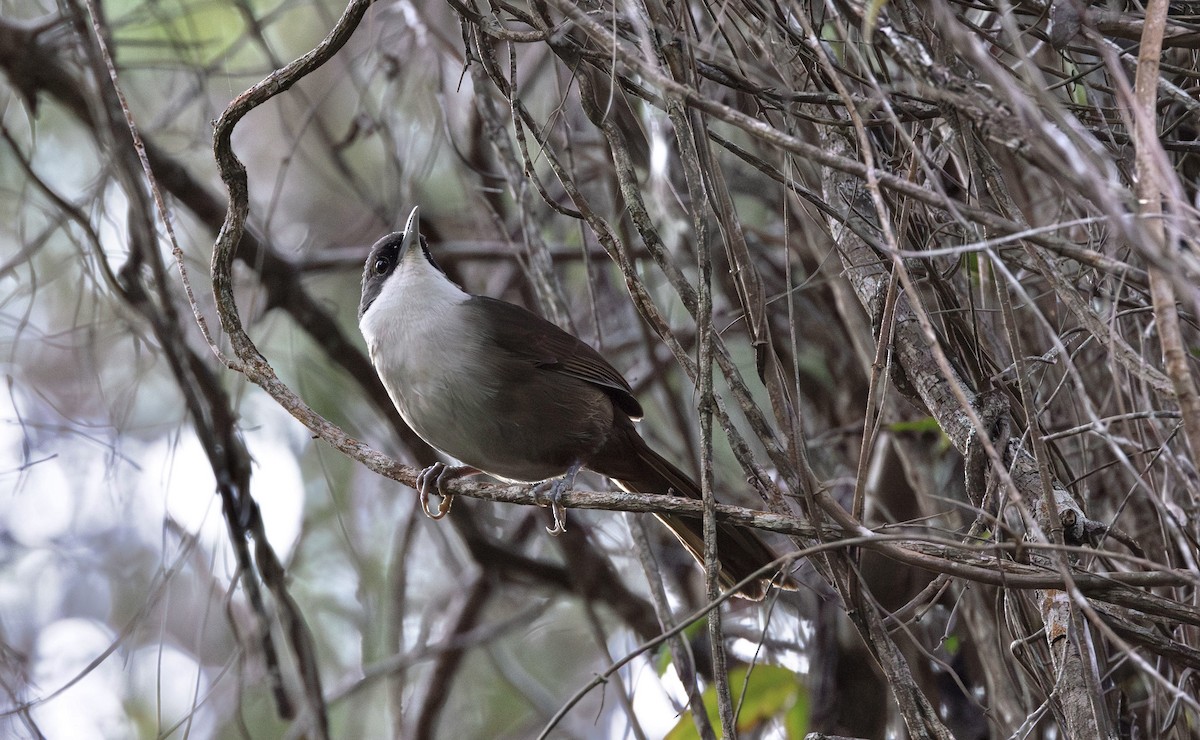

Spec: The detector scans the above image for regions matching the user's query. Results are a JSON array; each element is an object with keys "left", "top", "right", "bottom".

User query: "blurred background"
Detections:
[
  {"left": 2, "top": 1, "right": 809, "bottom": 736},
  {"left": 2, "top": 0, "right": 1199, "bottom": 737}
]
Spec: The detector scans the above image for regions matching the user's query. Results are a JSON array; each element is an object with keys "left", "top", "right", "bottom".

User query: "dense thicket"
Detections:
[{"left": 2, "top": 0, "right": 1199, "bottom": 736}]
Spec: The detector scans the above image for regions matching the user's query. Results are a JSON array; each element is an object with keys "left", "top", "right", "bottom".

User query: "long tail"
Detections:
[{"left": 591, "top": 423, "right": 788, "bottom": 599}]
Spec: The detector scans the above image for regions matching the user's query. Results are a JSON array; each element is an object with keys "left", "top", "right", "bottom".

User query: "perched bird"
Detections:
[{"left": 359, "top": 207, "right": 784, "bottom": 598}]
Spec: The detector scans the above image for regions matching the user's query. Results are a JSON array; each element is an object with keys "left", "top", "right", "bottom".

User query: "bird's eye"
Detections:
[{"left": 373, "top": 257, "right": 390, "bottom": 275}]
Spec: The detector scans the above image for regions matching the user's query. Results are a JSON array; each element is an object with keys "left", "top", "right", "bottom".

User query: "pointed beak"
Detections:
[{"left": 401, "top": 206, "right": 421, "bottom": 253}]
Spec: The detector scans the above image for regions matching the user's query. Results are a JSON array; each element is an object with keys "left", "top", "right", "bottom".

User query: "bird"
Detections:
[{"left": 358, "top": 206, "right": 785, "bottom": 599}]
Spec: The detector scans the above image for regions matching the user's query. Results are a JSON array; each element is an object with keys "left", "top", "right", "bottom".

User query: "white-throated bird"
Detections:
[{"left": 359, "top": 207, "right": 784, "bottom": 598}]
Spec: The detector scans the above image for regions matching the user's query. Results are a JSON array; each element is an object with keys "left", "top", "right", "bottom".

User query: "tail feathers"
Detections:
[{"left": 606, "top": 441, "right": 788, "bottom": 600}]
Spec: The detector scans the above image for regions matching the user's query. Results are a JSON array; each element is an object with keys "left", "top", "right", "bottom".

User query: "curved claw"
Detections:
[
  {"left": 416, "top": 462, "right": 461, "bottom": 520},
  {"left": 531, "top": 461, "right": 583, "bottom": 535},
  {"left": 546, "top": 495, "right": 568, "bottom": 535},
  {"left": 532, "top": 478, "right": 568, "bottom": 535}
]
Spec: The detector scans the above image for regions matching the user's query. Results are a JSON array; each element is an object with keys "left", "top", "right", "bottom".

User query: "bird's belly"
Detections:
[
  {"left": 368, "top": 306, "right": 612, "bottom": 483},
  {"left": 389, "top": 369, "right": 576, "bottom": 483}
]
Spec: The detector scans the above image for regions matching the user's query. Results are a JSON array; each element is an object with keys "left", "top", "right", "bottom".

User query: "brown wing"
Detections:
[{"left": 471, "top": 296, "right": 644, "bottom": 419}]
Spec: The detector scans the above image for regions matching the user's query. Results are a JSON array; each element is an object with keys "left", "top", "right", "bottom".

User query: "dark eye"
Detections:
[{"left": 373, "top": 257, "right": 390, "bottom": 275}]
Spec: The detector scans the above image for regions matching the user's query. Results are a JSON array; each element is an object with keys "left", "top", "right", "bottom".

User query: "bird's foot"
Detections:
[
  {"left": 531, "top": 461, "right": 583, "bottom": 535},
  {"left": 416, "top": 463, "right": 476, "bottom": 520},
  {"left": 531, "top": 478, "right": 569, "bottom": 535}
]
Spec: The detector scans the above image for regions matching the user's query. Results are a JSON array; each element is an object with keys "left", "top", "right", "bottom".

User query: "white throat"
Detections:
[
  {"left": 360, "top": 256, "right": 469, "bottom": 352},
  {"left": 359, "top": 255, "right": 473, "bottom": 435}
]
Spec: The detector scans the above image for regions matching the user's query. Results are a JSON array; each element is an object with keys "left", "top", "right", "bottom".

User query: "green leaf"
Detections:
[
  {"left": 657, "top": 618, "right": 710, "bottom": 676},
  {"left": 666, "top": 664, "right": 808, "bottom": 739},
  {"left": 886, "top": 417, "right": 942, "bottom": 434},
  {"left": 964, "top": 252, "right": 980, "bottom": 280}
]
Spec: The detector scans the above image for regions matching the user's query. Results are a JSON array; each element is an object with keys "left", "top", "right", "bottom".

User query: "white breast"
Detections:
[{"left": 358, "top": 257, "right": 494, "bottom": 458}]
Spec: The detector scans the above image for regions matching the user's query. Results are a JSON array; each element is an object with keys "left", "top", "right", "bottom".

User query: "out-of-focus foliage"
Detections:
[
  {"left": 667, "top": 664, "right": 809, "bottom": 740},
  {"left": 2, "top": 0, "right": 1200, "bottom": 736}
]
